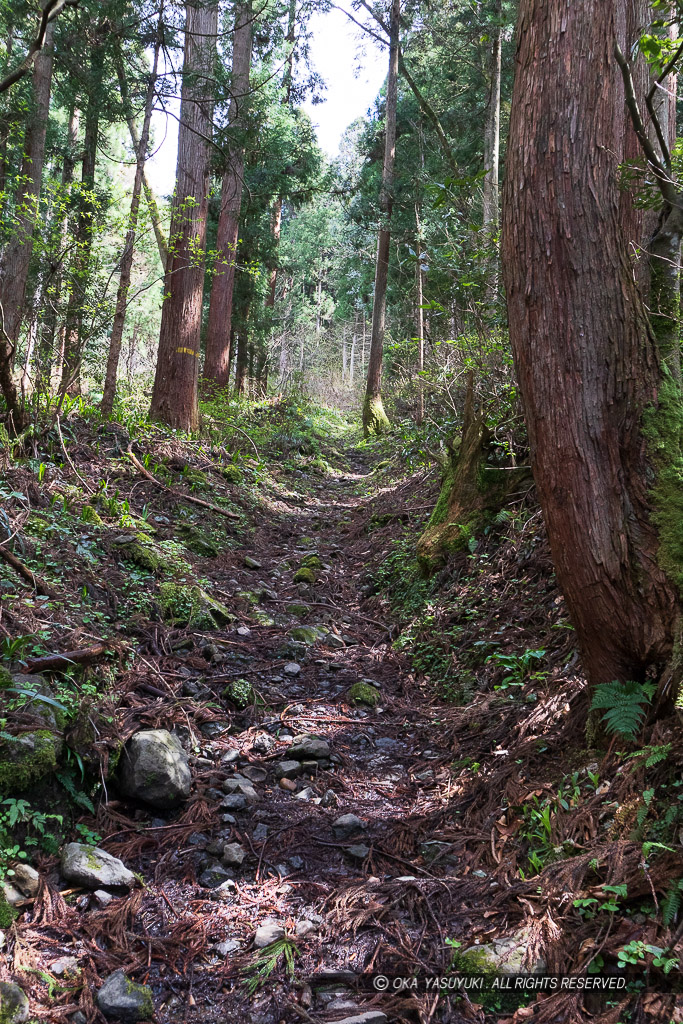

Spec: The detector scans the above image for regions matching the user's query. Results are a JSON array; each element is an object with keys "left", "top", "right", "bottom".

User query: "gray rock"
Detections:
[
  {"left": 283, "top": 662, "right": 301, "bottom": 676},
  {"left": 236, "top": 625, "right": 252, "bottom": 637},
  {"left": 253, "top": 824, "right": 269, "bottom": 841},
  {"left": 295, "top": 918, "right": 319, "bottom": 937},
  {"left": 11, "top": 863, "right": 40, "bottom": 897},
  {"left": 200, "top": 721, "right": 230, "bottom": 738},
  {"left": 214, "top": 938, "right": 240, "bottom": 955},
  {"left": 289, "top": 855, "right": 304, "bottom": 870},
  {"left": 51, "top": 956, "right": 79, "bottom": 977},
  {"left": 210, "top": 879, "right": 237, "bottom": 900},
  {"left": 96, "top": 970, "right": 154, "bottom": 1021},
  {"left": 222, "top": 778, "right": 259, "bottom": 804},
  {"left": 220, "top": 793, "right": 247, "bottom": 811},
  {"left": 93, "top": 889, "right": 114, "bottom": 907},
  {"left": 333, "top": 1014, "right": 387, "bottom": 1024},
  {"left": 295, "top": 787, "right": 315, "bottom": 801},
  {"left": 321, "top": 789, "right": 338, "bottom": 808},
  {"left": 332, "top": 814, "right": 365, "bottom": 839},
  {"left": 221, "top": 749, "right": 241, "bottom": 764},
  {"left": 252, "top": 734, "right": 275, "bottom": 754},
  {"left": 71, "top": 1013, "right": 87, "bottom": 1024},
  {"left": 347, "top": 844, "right": 370, "bottom": 860},
  {"left": 289, "top": 735, "right": 330, "bottom": 760},
  {"left": 222, "top": 843, "right": 246, "bottom": 868},
  {"left": 2, "top": 883, "right": 22, "bottom": 906},
  {"left": 199, "top": 864, "right": 233, "bottom": 889},
  {"left": 0, "top": 983, "right": 28, "bottom": 1023},
  {"left": 462, "top": 929, "right": 546, "bottom": 974},
  {"left": 119, "top": 730, "right": 191, "bottom": 809},
  {"left": 325, "top": 634, "right": 346, "bottom": 649},
  {"left": 244, "top": 556, "right": 262, "bottom": 569},
  {"left": 254, "top": 920, "right": 285, "bottom": 947},
  {"left": 61, "top": 844, "right": 134, "bottom": 890},
  {"left": 275, "top": 760, "right": 301, "bottom": 780}
]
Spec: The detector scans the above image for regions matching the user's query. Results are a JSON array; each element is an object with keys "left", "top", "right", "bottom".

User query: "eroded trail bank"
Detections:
[{"left": 1, "top": 403, "right": 682, "bottom": 1024}]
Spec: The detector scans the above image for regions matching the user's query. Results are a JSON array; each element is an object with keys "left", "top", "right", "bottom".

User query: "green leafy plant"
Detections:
[
  {"left": 243, "top": 938, "right": 299, "bottom": 994},
  {"left": 590, "top": 680, "right": 655, "bottom": 739},
  {"left": 486, "top": 648, "right": 547, "bottom": 690}
]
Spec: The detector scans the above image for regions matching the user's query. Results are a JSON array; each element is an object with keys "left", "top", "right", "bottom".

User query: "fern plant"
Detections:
[
  {"left": 662, "top": 879, "right": 683, "bottom": 927},
  {"left": 243, "top": 938, "right": 299, "bottom": 994},
  {"left": 590, "top": 680, "right": 655, "bottom": 739}
]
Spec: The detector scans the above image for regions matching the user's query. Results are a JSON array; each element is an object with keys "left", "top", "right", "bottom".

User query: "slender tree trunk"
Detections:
[
  {"left": 149, "top": 0, "right": 218, "bottom": 430},
  {"left": 101, "top": 21, "right": 163, "bottom": 417},
  {"left": 204, "top": 0, "right": 253, "bottom": 387},
  {"left": 501, "top": 0, "right": 681, "bottom": 687},
  {"left": 414, "top": 202, "right": 425, "bottom": 426},
  {"left": 482, "top": 0, "right": 501, "bottom": 304},
  {"left": 0, "top": 19, "right": 54, "bottom": 356},
  {"left": 266, "top": 0, "right": 296, "bottom": 310},
  {"left": 61, "top": 35, "right": 105, "bottom": 397},
  {"left": 349, "top": 321, "right": 355, "bottom": 385},
  {"left": 42, "top": 102, "right": 78, "bottom": 393},
  {"left": 362, "top": 0, "right": 399, "bottom": 436},
  {"left": 342, "top": 327, "right": 347, "bottom": 382},
  {"left": 234, "top": 316, "right": 249, "bottom": 395}
]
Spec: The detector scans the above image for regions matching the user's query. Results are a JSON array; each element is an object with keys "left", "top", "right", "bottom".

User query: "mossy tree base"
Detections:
[{"left": 362, "top": 393, "right": 390, "bottom": 437}]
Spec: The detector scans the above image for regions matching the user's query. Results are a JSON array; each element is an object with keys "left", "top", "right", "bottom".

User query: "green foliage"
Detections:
[
  {"left": 243, "top": 938, "right": 299, "bottom": 994},
  {"left": 590, "top": 680, "right": 655, "bottom": 740},
  {"left": 486, "top": 648, "right": 547, "bottom": 690}
]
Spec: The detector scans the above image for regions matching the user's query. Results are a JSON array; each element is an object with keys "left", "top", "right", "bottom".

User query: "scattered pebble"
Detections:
[
  {"left": 253, "top": 920, "right": 285, "bottom": 947},
  {"left": 284, "top": 662, "right": 301, "bottom": 676}
]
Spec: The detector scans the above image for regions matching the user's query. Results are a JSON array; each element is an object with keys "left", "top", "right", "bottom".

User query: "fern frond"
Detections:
[
  {"left": 590, "top": 680, "right": 653, "bottom": 740},
  {"left": 662, "top": 880, "right": 683, "bottom": 927}
]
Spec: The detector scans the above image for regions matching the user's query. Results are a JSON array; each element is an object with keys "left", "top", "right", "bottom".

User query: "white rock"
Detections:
[{"left": 253, "top": 920, "right": 285, "bottom": 948}]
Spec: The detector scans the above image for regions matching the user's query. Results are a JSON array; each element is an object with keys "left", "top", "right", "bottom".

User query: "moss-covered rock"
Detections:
[
  {"left": 346, "top": 682, "right": 382, "bottom": 707},
  {"left": 221, "top": 465, "right": 243, "bottom": 484},
  {"left": 0, "top": 890, "right": 16, "bottom": 929},
  {"left": 112, "top": 534, "right": 163, "bottom": 573},
  {"left": 0, "top": 729, "right": 62, "bottom": 794},
  {"left": 0, "top": 980, "right": 28, "bottom": 1023},
  {"left": 158, "top": 582, "right": 233, "bottom": 628},
  {"left": 289, "top": 626, "right": 326, "bottom": 645},
  {"left": 177, "top": 523, "right": 219, "bottom": 558},
  {"left": 288, "top": 604, "right": 311, "bottom": 619},
  {"left": 224, "top": 678, "right": 253, "bottom": 708},
  {"left": 293, "top": 567, "right": 316, "bottom": 585},
  {"left": 81, "top": 505, "right": 104, "bottom": 526},
  {"left": 300, "top": 554, "right": 321, "bottom": 569}
]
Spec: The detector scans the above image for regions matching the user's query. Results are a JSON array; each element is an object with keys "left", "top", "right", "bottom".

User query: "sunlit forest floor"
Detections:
[{"left": 1, "top": 397, "right": 681, "bottom": 1024}]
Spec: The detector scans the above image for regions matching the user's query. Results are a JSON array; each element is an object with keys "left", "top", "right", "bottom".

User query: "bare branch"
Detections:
[{"left": 0, "top": 0, "right": 74, "bottom": 95}]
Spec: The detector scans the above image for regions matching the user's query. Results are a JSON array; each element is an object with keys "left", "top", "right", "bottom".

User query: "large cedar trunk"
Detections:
[
  {"left": 149, "top": 1, "right": 217, "bottom": 431},
  {"left": 362, "top": 0, "right": 399, "bottom": 436},
  {"left": 203, "top": 0, "right": 253, "bottom": 387},
  {"left": 501, "top": 0, "right": 680, "bottom": 687}
]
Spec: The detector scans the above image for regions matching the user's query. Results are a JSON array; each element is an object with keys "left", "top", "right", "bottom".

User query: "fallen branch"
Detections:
[
  {"left": 0, "top": 543, "right": 60, "bottom": 600},
  {"left": 22, "top": 643, "right": 110, "bottom": 673},
  {"left": 125, "top": 447, "right": 240, "bottom": 520}
]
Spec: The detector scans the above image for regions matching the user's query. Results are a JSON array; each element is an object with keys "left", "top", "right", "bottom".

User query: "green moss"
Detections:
[
  {"left": 224, "top": 678, "right": 253, "bottom": 708},
  {"left": 362, "top": 393, "right": 390, "bottom": 437},
  {"left": 642, "top": 370, "right": 683, "bottom": 590},
  {"left": 0, "top": 668, "right": 11, "bottom": 691},
  {"left": 427, "top": 465, "right": 456, "bottom": 531},
  {"left": 114, "top": 536, "right": 162, "bottom": 573},
  {"left": 222, "top": 465, "right": 243, "bottom": 484},
  {"left": 177, "top": 523, "right": 219, "bottom": 558},
  {"left": 81, "top": 505, "right": 104, "bottom": 526},
  {"left": 293, "top": 567, "right": 316, "bottom": 585},
  {"left": 300, "top": 554, "right": 321, "bottom": 569},
  {"left": 124, "top": 976, "right": 154, "bottom": 1019},
  {"left": 288, "top": 604, "right": 311, "bottom": 618},
  {"left": 0, "top": 730, "right": 60, "bottom": 794},
  {"left": 450, "top": 946, "right": 498, "bottom": 976},
  {"left": 158, "top": 582, "right": 233, "bottom": 628},
  {"left": 0, "top": 890, "right": 16, "bottom": 929},
  {"left": 346, "top": 682, "right": 381, "bottom": 707}
]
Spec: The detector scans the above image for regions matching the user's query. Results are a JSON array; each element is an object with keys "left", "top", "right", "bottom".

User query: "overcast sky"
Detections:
[{"left": 145, "top": 5, "right": 387, "bottom": 196}]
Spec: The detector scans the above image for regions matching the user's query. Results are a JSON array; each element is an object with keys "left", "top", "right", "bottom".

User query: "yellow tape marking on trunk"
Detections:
[{"left": 176, "top": 347, "right": 199, "bottom": 357}]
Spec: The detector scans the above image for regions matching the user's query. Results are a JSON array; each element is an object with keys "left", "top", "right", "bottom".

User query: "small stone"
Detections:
[
  {"left": 221, "top": 749, "right": 241, "bottom": 764},
  {"left": 332, "top": 1014, "right": 387, "bottom": 1024},
  {"left": 244, "top": 556, "right": 262, "bottom": 569},
  {"left": 295, "top": 787, "right": 315, "bottom": 801},
  {"left": 200, "top": 721, "right": 230, "bottom": 738},
  {"left": 0, "top": 982, "right": 29, "bottom": 1024},
  {"left": 93, "top": 890, "right": 114, "bottom": 907},
  {"left": 2, "top": 883, "right": 23, "bottom": 906},
  {"left": 71, "top": 1013, "right": 87, "bottom": 1024},
  {"left": 199, "top": 864, "right": 233, "bottom": 889},
  {"left": 289, "top": 855, "right": 304, "bottom": 869},
  {"left": 220, "top": 793, "right": 247, "bottom": 811},
  {"left": 321, "top": 789, "right": 338, "bottom": 808},
  {"left": 51, "top": 956, "right": 79, "bottom": 977},
  {"left": 214, "top": 938, "right": 240, "bottom": 955},
  {"left": 11, "top": 863, "right": 40, "bottom": 897},
  {"left": 211, "top": 879, "right": 237, "bottom": 899},
  {"left": 252, "top": 734, "right": 275, "bottom": 754},
  {"left": 284, "top": 661, "right": 301, "bottom": 676},
  {"left": 221, "top": 813, "right": 237, "bottom": 825},
  {"left": 236, "top": 625, "right": 252, "bottom": 637},
  {"left": 289, "top": 735, "right": 330, "bottom": 760},
  {"left": 279, "top": 777, "right": 297, "bottom": 792},
  {"left": 254, "top": 920, "right": 285, "bottom": 948},
  {"left": 325, "top": 634, "right": 346, "bottom": 650},
  {"left": 295, "top": 919, "right": 318, "bottom": 937},
  {"left": 0, "top": 931, "right": 5, "bottom": 950},
  {"left": 61, "top": 844, "right": 135, "bottom": 891},
  {"left": 332, "top": 814, "right": 365, "bottom": 840},
  {"left": 275, "top": 760, "right": 301, "bottom": 780},
  {"left": 222, "top": 843, "right": 246, "bottom": 868},
  {"left": 96, "top": 970, "right": 154, "bottom": 1022},
  {"left": 347, "top": 844, "right": 370, "bottom": 860},
  {"left": 253, "top": 824, "right": 269, "bottom": 841}
]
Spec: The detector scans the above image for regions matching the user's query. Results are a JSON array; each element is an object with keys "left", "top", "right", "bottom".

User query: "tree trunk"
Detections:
[
  {"left": 101, "top": 23, "right": 163, "bottom": 417},
  {"left": 61, "top": 34, "right": 105, "bottom": 397},
  {"left": 414, "top": 204, "right": 425, "bottom": 426},
  {"left": 203, "top": 0, "right": 253, "bottom": 387},
  {"left": 362, "top": 0, "right": 399, "bottom": 436},
  {"left": 265, "top": 0, "right": 296, "bottom": 310},
  {"left": 234, "top": 317, "right": 249, "bottom": 395},
  {"left": 149, "top": 0, "right": 218, "bottom": 431},
  {"left": 501, "top": 0, "right": 680, "bottom": 687},
  {"left": 482, "top": 0, "right": 501, "bottom": 304},
  {"left": 0, "top": 19, "right": 54, "bottom": 354}
]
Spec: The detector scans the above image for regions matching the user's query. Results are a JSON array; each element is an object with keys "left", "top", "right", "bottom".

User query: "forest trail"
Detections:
[{"left": 12, "top": 424, "right": 482, "bottom": 1024}]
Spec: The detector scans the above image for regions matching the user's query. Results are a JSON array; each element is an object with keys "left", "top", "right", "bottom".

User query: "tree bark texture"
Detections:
[
  {"left": 0, "top": 19, "right": 54, "bottom": 351},
  {"left": 362, "top": 0, "right": 399, "bottom": 436},
  {"left": 149, "top": 0, "right": 218, "bottom": 431},
  {"left": 501, "top": 0, "right": 679, "bottom": 686},
  {"left": 203, "top": 0, "right": 253, "bottom": 387}
]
